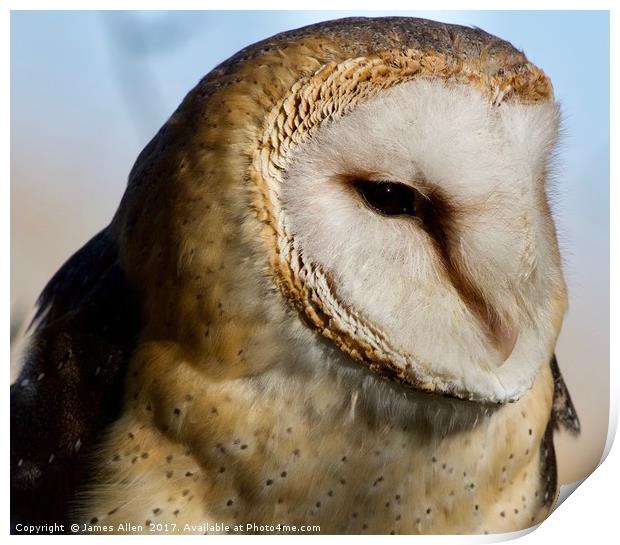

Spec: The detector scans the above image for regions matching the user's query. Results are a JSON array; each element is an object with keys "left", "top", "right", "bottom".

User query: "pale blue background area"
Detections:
[{"left": 10, "top": 11, "right": 609, "bottom": 483}]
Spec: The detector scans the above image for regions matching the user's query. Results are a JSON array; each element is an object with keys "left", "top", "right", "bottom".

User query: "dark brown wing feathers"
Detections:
[
  {"left": 550, "top": 354, "right": 581, "bottom": 435},
  {"left": 10, "top": 228, "right": 140, "bottom": 530},
  {"left": 538, "top": 355, "right": 581, "bottom": 508}
]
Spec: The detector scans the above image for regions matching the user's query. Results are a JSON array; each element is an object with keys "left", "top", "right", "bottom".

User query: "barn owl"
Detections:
[{"left": 11, "top": 16, "right": 581, "bottom": 535}]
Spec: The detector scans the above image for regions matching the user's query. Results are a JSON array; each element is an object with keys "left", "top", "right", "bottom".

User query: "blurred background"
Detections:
[{"left": 10, "top": 11, "right": 609, "bottom": 486}]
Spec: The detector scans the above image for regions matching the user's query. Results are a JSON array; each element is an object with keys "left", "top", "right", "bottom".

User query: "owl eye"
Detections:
[{"left": 354, "top": 180, "right": 426, "bottom": 218}]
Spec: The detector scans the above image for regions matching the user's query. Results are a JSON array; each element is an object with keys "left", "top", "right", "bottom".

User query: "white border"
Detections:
[{"left": 4, "top": 2, "right": 615, "bottom": 543}]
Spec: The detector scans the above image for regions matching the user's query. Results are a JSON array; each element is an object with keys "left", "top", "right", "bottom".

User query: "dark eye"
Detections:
[{"left": 354, "top": 180, "right": 426, "bottom": 217}]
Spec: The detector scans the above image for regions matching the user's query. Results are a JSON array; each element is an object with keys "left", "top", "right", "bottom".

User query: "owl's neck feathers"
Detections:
[{"left": 117, "top": 290, "right": 554, "bottom": 532}]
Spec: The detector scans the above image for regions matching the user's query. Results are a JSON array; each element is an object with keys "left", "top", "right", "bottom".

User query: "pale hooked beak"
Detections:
[
  {"left": 495, "top": 321, "right": 519, "bottom": 363},
  {"left": 478, "top": 304, "right": 519, "bottom": 363}
]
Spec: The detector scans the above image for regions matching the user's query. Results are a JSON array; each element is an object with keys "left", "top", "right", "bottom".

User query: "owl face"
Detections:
[{"left": 253, "top": 52, "right": 566, "bottom": 404}]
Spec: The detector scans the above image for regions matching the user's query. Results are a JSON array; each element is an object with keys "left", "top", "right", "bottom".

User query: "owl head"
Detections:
[{"left": 117, "top": 17, "right": 566, "bottom": 405}]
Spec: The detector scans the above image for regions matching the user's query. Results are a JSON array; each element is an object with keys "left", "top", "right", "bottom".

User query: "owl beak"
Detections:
[
  {"left": 475, "top": 302, "right": 519, "bottom": 363},
  {"left": 493, "top": 319, "right": 519, "bottom": 363}
]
